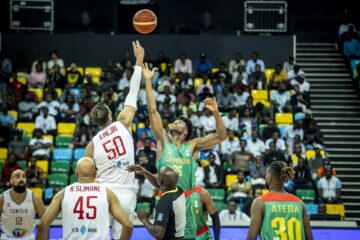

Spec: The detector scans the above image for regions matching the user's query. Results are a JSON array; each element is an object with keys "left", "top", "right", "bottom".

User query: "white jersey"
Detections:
[
  {"left": 62, "top": 183, "right": 110, "bottom": 240},
  {"left": 92, "top": 121, "right": 135, "bottom": 189},
  {"left": 1, "top": 189, "right": 36, "bottom": 240}
]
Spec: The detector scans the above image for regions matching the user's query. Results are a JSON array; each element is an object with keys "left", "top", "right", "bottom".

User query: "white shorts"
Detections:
[{"left": 106, "top": 187, "right": 136, "bottom": 240}]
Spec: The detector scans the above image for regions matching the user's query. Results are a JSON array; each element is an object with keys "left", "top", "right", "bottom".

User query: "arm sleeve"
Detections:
[
  {"left": 124, "top": 65, "right": 142, "bottom": 109},
  {"left": 154, "top": 199, "right": 170, "bottom": 228},
  {"left": 210, "top": 211, "right": 221, "bottom": 240}
]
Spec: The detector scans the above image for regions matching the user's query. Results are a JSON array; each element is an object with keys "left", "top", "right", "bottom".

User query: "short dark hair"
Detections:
[
  {"left": 177, "top": 116, "right": 193, "bottom": 141},
  {"left": 91, "top": 102, "right": 111, "bottom": 127}
]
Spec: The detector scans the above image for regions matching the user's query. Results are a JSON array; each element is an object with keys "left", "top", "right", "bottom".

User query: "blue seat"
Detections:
[
  {"left": 294, "top": 113, "right": 305, "bottom": 121},
  {"left": 305, "top": 204, "right": 318, "bottom": 216},
  {"left": 351, "top": 59, "right": 360, "bottom": 72},
  {"left": 44, "top": 188, "right": 54, "bottom": 201},
  {"left": 53, "top": 148, "right": 72, "bottom": 161},
  {"left": 69, "top": 88, "right": 81, "bottom": 101},
  {"left": 278, "top": 125, "right": 291, "bottom": 138},
  {"left": 73, "top": 148, "right": 85, "bottom": 161}
]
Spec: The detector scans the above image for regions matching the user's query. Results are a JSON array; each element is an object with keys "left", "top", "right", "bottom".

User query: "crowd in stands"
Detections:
[{"left": 0, "top": 46, "right": 344, "bottom": 219}]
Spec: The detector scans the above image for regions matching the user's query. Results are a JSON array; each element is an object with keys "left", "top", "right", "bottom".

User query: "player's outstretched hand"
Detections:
[
  {"left": 132, "top": 40, "right": 145, "bottom": 60},
  {"left": 137, "top": 209, "right": 151, "bottom": 222},
  {"left": 142, "top": 63, "right": 157, "bottom": 80},
  {"left": 126, "top": 164, "right": 146, "bottom": 175},
  {"left": 204, "top": 97, "right": 219, "bottom": 113}
]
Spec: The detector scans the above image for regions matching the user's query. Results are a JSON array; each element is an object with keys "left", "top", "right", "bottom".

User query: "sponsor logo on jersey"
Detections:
[
  {"left": 116, "top": 160, "right": 130, "bottom": 169},
  {"left": 185, "top": 149, "right": 191, "bottom": 157},
  {"left": 12, "top": 228, "right": 27, "bottom": 237},
  {"left": 167, "top": 148, "right": 173, "bottom": 155},
  {"left": 157, "top": 213, "right": 164, "bottom": 221},
  {"left": 80, "top": 225, "right": 87, "bottom": 235}
]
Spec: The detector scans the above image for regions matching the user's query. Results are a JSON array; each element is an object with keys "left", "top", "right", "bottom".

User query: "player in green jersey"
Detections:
[
  {"left": 247, "top": 161, "right": 313, "bottom": 240},
  {"left": 128, "top": 63, "right": 227, "bottom": 240}
]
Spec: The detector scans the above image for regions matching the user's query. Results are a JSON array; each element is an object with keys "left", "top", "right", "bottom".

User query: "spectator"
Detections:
[
  {"left": 26, "top": 156, "right": 44, "bottom": 188},
  {"left": 200, "top": 108, "right": 216, "bottom": 133},
  {"left": 47, "top": 64, "right": 65, "bottom": 89},
  {"left": 60, "top": 94, "right": 80, "bottom": 122},
  {"left": 136, "top": 138, "right": 157, "bottom": 164},
  {"left": 242, "top": 188, "right": 263, "bottom": 217},
  {"left": 185, "top": 108, "right": 200, "bottom": 137},
  {"left": 269, "top": 64, "right": 287, "bottom": 89},
  {"left": 47, "top": 50, "right": 64, "bottom": 70},
  {"left": 195, "top": 162, "right": 205, "bottom": 188},
  {"left": 228, "top": 139, "right": 253, "bottom": 174},
  {"left": 221, "top": 130, "right": 241, "bottom": 159},
  {"left": 0, "top": 104, "right": 14, "bottom": 128},
  {"left": 178, "top": 94, "right": 197, "bottom": 116},
  {"left": 8, "top": 130, "right": 28, "bottom": 160},
  {"left": 246, "top": 51, "right": 265, "bottom": 75},
  {"left": 38, "top": 93, "right": 61, "bottom": 118},
  {"left": 137, "top": 151, "right": 157, "bottom": 174},
  {"left": 287, "top": 65, "right": 304, "bottom": 83},
  {"left": 263, "top": 142, "right": 288, "bottom": 166},
  {"left": 228, "top": 170, "right": 252, "bottom": 199},
  {"left": 249, "top": 64, "right": 267, "bottom": 90},
  {"left": 317, "top": 159, "right": 336, "bottom": 179},
  {"left": 343, "top": 33, "right": 360, "bottom": 60},
  {"left": 284, "top": 120, "right": 304, "bottom": 150},
  {"left": 1, "top": 153, "right": 22, "bottom": 188},
  {"left": 246, "top": 131, "right": 266, "bottom": 157},
  {"left": 291, "top": 84, "right": 310, "bottom": 113},
  {"left": 249, "top": 155, "right": 266, "bottom": 180},
  {"left": 222, "top": 110, "right": 239, "bottom": 133},
  {"left": 119, "top": 51, "right": 134, "bottom": 70},
  {"left": 137, "top": 118, "right": 154, "bottom": 141},
  {"left": 265, "top": 132, "right": 286, "bottom": 152},
  {"left": 204, "top": 153, "right": 225, "bottom": 188},
  {"left": 0, "top": 51, "right": 13, "bottom": 77},
  {"left": 118, "top": 68, "right": 132, "bottom": 92},
  {"left": 288, "top": 157, "right": 313, "bottom": 194},
  {"left": 213, "top": 62, "right": 231, "bottom": 84},
  {"left": 101, "top": 72, "right": 118, "bottom": 93},
  {"left": 65, "top": 62, "right": 83, "bottom": 87},
  {"left": 233, "top": 88, "right": 250, "bottom": 108},
  {"left": 231, "top": 65, "right": 249, "bottom": 89},
  {"left": 283, "top": 55, "right": 296, "bottom": 73},
  {"left": 288, "top": 134, "right": 305, "bottom": 155},
  {"left": 219, "top": 200, "right": 250, "bottom": 223},
  {"left": 0, "top": 121, "right": 11, "bottom": 148},
  {"left": 239, "top": 107, "right": 257, "bottom": 138},
  {"left": 194, "top": 53, "right": 212, "bottom": 77},
  {"left": 174, "top": 54, "right": 192, "bottom": 85},
  {"left": 309, "top": 145, "right": 326, "bottom": 179},
  {"left": 262, "top": 119, "right": 281, "bottom": 141},
  {"left": 154, "top": 51, "right": 171, "bottom": 80},
  {"left": 229, "top": 52, "right": 246, "bottom": 76},
  {"left": 31, "top": 53, "right": 47, "bottom": 74},
  {"left": 135, "top": 175, "right": 155, "bottom": 205},
  {"left": 218, "top": 87, "right": 235, "bottom": 112},
  {"left": 28, "top": 129, "right": 52, "bottom": 159},
  {"left": 136, "top": 131, "right": 156, "bottom": 149},
  {"left": 317, "top": 167, "right": 342, "bottom": 203},
  {"left": 28, "top": 62, "right": 47, "bottom": 88},
  {"left": 176, "top": 86, "right": 196, "bottom": 105},
  {"left": 338, "top": 16, "right": 356, "bottom": 38},
  {"left": 73, "top": 124, "right": 93, "bottom": 149},
  {"left": 270, "top": 82, "right": 291, "bottom": 113},
  {"left": 303, "top": 120, "right": 324, "bottom": 148},
  {"left": 291, "top": 71, "right": 310, "bottom": 94},
  {"left": 35, "top": 107, "right": 57, "bottom": 136},
  {"left": 156, "top": 85, "right": 176, "bottom": 107}
]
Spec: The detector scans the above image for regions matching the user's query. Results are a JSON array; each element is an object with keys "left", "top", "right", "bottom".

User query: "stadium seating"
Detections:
[
  {"left": 85, "top": 67, "right": 102, "bottom": 84},
  {"left": 28, "top": 88, "right": 43, "bottom": 101},
  {"left": 48, "top": 173, "right": 68, "bottom": 188},
  {"left": 73, "top": 148, "right": 85, "bottom": 161},
  {"left": 51, "top": 161, "right": 70, "bottom": 173},
  {"left": 306, "top": 150, "right": 326, "bottom": 160},
  {"left": 226, "top": 174, "right": 238, "bottom": 187},
  {"left": 36, "top": 160, "right": 49, "bottom": 174},
  {"left": 55, "top": 136, "right": 72, "bottom": 148},
  {"left": 18, "top": 160, "right": 27, "bottom": 169},
  {"left": 194, "top": 78, "right": 204, "bottom": 89},
  {"left": 29, "top": 187, "right": 43, "bottom": 199},
  {"left": 214, "top": 201, "right": 227, "bottom": 212},
  {"left": 17, "top": 122, "right": 35, "bottom": 137},
  {"left": 211, "top": 67, "right": 219, "bottom": 74},
  {"left": 136, "top": 202, "right": 151, "bottom": 211},
  {"left": 275, "top": 113, "right": 293, "bottom": 125},
  {"left": 207, "top": 188, "right": 225, "bottom": 201},
  {"left": 57, "top": 123, "right": 77, "bottom": 136},
  {"left": 70, "top": 174, "right": 77, "bottom": 184},
  {"left": 294, "top": 112, "right": 305, "bottom": 121},
  {"left": 17, "top": 75, "right": 27, "bottom": 85},
  {"left": 72, "top": 161, "right": 78, "bottom": 172},
  {"left": 278, "top": 124, "right": 291, "bottom": 138},
  {"left": 0, "top": 148, "right": 8, "bottom": 161},
  {"left": 265, "top": 68, "right": 275, "bottom": 81},
  {"left": 253, "top": 99, "right": 271, "bottom": 107},
  {"left": 251, "top": 90, "right": 268, "bottom": 100},
  {"left": 44, "top": 188, "right": 54, "bottom": 202},
  {"left": 52, "top": 149, "right": 72, "bottom": 161},
  {"left": 67, "top": 67, "right": 84, "bottom": 75},
  {"left": 296, "top": 189, "right": 315, "bottom": 203},
  {"left": 0, "top": 161, "right": 4, "bottom": 170},
  {"left": 8, "top": 110, "right": 18, "bottom": 123},
  {"left": 326, "top": 204, "right": 345, "bottom": 220},
  {"left": 305, "top": 204, "right": 319, "bottom": 216},
  {"left": 43, "top": 135, "right": 54, "bottom": 146}
]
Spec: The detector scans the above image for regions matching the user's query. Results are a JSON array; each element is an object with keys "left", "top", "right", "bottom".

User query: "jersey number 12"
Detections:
[
  {"left": 102, "top": 136, "right": 126, "bottom": 160},
  {"left": 73, "top": 196, "right": 97, "bottom": 219}
]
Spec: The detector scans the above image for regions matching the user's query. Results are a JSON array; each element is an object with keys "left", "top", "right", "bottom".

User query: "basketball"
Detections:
[{"left": 133, "top": 9, "right": 157, "bottom": 34}]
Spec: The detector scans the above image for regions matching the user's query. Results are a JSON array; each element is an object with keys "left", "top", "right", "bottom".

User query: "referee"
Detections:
[{"left": 138, "top": 166, "right": 186, "bottom": 240}]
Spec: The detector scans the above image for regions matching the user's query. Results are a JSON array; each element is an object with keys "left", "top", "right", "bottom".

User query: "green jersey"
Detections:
[
  {"left": 261, "top": 192, "right": 305, "bottom": 240},
  {"left": 156, "top": 140, "right": 198, "bottom": 239},
  {"left": 193, "top": 187, "right": 212, "bottom": 240}
]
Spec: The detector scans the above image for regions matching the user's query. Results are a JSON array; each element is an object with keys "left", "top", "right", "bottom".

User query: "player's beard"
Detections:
[{"left": 13, "top": 182, "right": 26, "bottom": 193}]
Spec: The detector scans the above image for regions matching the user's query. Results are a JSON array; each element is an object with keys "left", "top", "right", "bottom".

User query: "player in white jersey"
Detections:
[
  {"left": 37, "top": 157, "right": 133, "bottom": 240},
  {"left": 85, "top": 40, "right": 144, "bottom": 239},
  {"left": 0, "top": 169, "right": 45, "bottom": 240}
]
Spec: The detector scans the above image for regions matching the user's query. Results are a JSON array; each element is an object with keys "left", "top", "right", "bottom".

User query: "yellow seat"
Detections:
[
  {"left": 138, "top": 122, "right": 145, "bottom": 129},
  {"left": 251, "top": 90, "right": 268, "bottom": 100},
  {"left": 29, "top": 187, "right": 43, "bottom": 199},
  {"left": 43, "top": 135, "right": 54, "bottom": 146},
  {"left": 226, "top": 174, "right": 238, "bottom": 187},
  {"left": 200, "top": 160, "right": 209, "bottom": 168},
  {"left": 36, "top": 160, "right": 49, "bottom": 174},
  {"left": 275, "top": 113, "right": 293, "bottom": 125},
  {"left": 253, "top": 99, "right": 270, "bottom": 107},
  {"left": 57, "top": 123, "right": 77, "bottom": 136},
  {"left": 67, "top": 67, "right": 84, "bottom": 75},
  {"left": 132, "top": 123, "right": 137, "bottom": 133},
  {"left": 55, "top": 88, "right": 62, "bottom": 98},
  {"left": 17, "top": 122, "right": 35, "bottom": 137},
  {"left": 8, "top": 110, "right": 18, "bottom": 123},
  {"left": 326, "top": 204, "right": 345, "bottom": 220},
  {"left": 262, "top": 189, "right": 269, "bottom": 195},
  {"left": 194, "top": 78, "right": 204, "bottom": 90},
  {"left": 211, "top": 67, "right": 219, "bottom": 74},
  {"left": 85, "top": 67, "right": 102, "bottom": 84},
  {"left": 306, "top": 150, "right": 326, "bottom": 160},
  {"left": 265, "top": 68, "right": 275, "bottom": 80},
  {"left": 17, "top": 76, "right": 27, "bottom": 85},
  {"left": 0, "top": 148, "right": 8, "bottom": 161},
  {"left": 28, "top": 88, "right": 43, "bottom": 102}
]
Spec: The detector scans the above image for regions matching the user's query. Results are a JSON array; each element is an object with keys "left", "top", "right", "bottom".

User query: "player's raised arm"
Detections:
[
  {"left": 117, "top": 40, "right": 144, "bottom": 130},
  {"left": 246, "top": 197, "right": 264, "bottom": 240},
  {"left": 302, "top": 203, "right": 313, "bottom": 240},
  {"left": 200, "top": 188, "right": 221, "bottom": 240},
  {"left": 189, "top": 98, "right": 227, "bottom": 153},
  {"left": 143, "top": 63, "right": 167, "bottom": 144},
  {"left": 107, "top": 189, "right": 133, "bottom": 240},
  {"left": 84, "top": 141, "right": 94, "bottom": 159},
  {"left": 36, "top": 191, "right": 63, "bottom": 240}
]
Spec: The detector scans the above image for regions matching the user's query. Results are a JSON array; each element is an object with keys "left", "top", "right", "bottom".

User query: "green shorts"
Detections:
[
  {"left": 195, "top": 230, "right": 212, "bottom": 240},
  {"left": 185, "top": 193, "right": 197, "bottom": 239}
]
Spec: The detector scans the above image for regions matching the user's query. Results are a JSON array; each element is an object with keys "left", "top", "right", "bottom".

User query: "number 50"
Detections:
[{"left": 102, "top": 136, "right": 126, "bottom": 160}]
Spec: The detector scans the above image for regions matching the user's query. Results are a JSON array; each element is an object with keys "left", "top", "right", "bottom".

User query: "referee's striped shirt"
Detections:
[{"left": 154, "top": 188, "right": 186, "bottom": 240}]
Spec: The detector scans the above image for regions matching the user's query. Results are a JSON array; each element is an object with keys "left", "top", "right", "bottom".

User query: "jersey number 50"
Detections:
[
  {"left": 73, "top": 196, "right": 97, "bottom": 219},
  {"left": 102, "top": 136, "right": 127, "bottom": 160}
]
